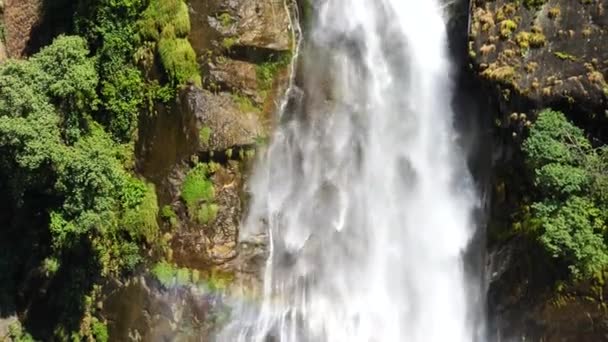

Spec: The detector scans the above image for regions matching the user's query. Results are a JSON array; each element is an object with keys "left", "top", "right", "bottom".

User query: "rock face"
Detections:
[
  {"left": 104, "top": 0, "right": 296, "bottom": 339},
  {"left": 210, "top": 0, "right": 292, "bottom": 52},
  {"left": 2, "top": 0, "right": 42, "bottom": 58},
  {"left": 188, "top": 88, "right": 263, "bottom": 151},
  {"left": 470, "top": 0, "right": 608, "bottom": 120},
  {"left": 470, "top": 1, "right": 608, "bottom": 340}
]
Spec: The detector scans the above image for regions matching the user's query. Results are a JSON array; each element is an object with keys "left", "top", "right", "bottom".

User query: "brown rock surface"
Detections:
[
  {"left": 186, "top": 87, "right": 264, "bottom": 152},
  {"left": 3, "top": 0, "right": 42, "bottom": 58}
]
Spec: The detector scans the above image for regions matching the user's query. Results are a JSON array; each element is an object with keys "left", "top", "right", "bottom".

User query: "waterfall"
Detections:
[{"left": 218, "top": 0, "right": 483, "bottom": 341}]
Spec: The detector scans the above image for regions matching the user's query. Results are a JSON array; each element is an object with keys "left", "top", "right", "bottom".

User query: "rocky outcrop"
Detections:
[{"left": 470, "top": 0, "right": 608, "bottom": 123}]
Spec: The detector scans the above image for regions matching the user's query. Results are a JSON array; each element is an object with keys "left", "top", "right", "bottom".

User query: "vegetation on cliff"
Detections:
[
  {"left": 0, "top": 0, "right": 202, "bottom": 339},
  {"left": 522, "top": 109, "right": 608, "bottom": 279}
]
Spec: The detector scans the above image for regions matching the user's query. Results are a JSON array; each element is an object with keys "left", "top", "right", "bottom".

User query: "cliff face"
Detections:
[
  {"left": 469, "top": 1, "right": 608, "bottom": 340},
  {"left": 470, "top": 0, "right": 608, "bottom": 129},
  {"left": 101, "top": 0, "right": 296, "bottom": 339}
]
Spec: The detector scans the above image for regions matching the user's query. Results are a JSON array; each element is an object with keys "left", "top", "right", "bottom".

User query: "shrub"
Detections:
[{"left": 523, "top": 109, "right": 608, "bottom": 279}]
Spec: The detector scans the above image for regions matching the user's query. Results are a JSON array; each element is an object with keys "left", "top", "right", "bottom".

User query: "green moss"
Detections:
[
  {"left": 523, "top": 0, "right": 547, "bottom": 9},
  {"left": 256, "top": 53, "right": 292, "bottom": 92},
  {"left": 181, "top": 163, "right": 215, "bottom": 216},
  {"left": 554, "top": 51, "right": 577, "bottom": 61},
  {"left": 137, "top": 0, "right": 199, "bottom": 87},
  {"left": 42, "top": 257, "right": 61, "bottom": 277},
  {"left": 158, "top": 37, "right": 201, "bottom": 86},
  {"left": 160, "top": 205, "right": 178, "bottom": 227},
  {"left": 218, "top": 13, "right": 235, "bottom": 27},
  {"left": 138, "top": 0, "right": 190, "bottom": 41},
  {"left": 222, "top": 37, "right": 238, "bottom": 50},
  {"left": 91, "top": 319, "right": 109, "bottom": 342},
  {"left": 206, "top": 269, "right": 235, "bottom": 291},
  {"left": 197, "top": 203, "right": 219, "bottom": 224},
  {"left": 176, "top": 268, "right": 191, "bottom": 286},
  {"left": 152, "top": 261, "right": 176, "bottom": 287},
  {"left": 231, "top": 93, "right": 260, "bottom": 113},
  {"left": 548, "top": 6, "right": 561, "bottom": 19},
  {"left": 499, "top": 20, "right": 518, "bottom": 39},
  {"left": 199, "top": 126, "right": 212, "bottom": 146},
  {"left": 515, "top": 30, "right": 546, "bottom": 49},
  {"left": 121, "top": 181, "right": 160, "bottom": 244},
  {"left": 496, "top": 3, "right": 518, "bottom": 22},
  {"left": 481, "top": 64, "right": 516, "bottom": 84}
]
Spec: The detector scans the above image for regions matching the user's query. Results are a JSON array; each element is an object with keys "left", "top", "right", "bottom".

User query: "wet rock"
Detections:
[
  {"left": 170, "top": 161, "right": 243, "bottom": 269},
  {"left": 184, "top": 86, "right": 264, "bottom": 152},
  {"left": 487, "top": 237, "right": 608, "bottom": 341},
  {"left": 209, "top": 58, "right": 263, "bottom": 104},
  {"left": 469, "top": 0, "right": 608, "bottom": 118},
  {"left": 102, "top": 276, "right": 219, "bottom": 341}
]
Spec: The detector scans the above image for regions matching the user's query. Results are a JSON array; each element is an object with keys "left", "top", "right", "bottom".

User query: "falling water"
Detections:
[{"left": 219, "top": 0, "right": 482, "bottom": 341}]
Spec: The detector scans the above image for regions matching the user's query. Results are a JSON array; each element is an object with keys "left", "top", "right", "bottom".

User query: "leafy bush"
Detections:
[{"left": 523, "top": 109, "right": 608, "bottom": 278}]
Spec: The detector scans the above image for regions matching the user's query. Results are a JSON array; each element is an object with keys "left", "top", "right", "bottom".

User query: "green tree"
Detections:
[{"left": 523, "top": 109, "right": 608, "bottom": 279}]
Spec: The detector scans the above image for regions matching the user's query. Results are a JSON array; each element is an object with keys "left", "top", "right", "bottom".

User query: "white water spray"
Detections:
[{"left": 219, "top": 0, "right": 482, "bottom": 341}]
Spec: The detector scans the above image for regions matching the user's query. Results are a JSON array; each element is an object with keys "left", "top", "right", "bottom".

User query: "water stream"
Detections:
[{"left": 219, "top": 0, "right": 483, "bottom": 341}]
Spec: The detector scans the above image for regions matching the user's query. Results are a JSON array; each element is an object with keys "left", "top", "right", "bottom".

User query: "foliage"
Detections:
[
  {"left": 91, "top": 319, "right": 109, "bottom": 342},
  {"left": 523, "top": 0, "right": 547, "bottom": 9},
  {"left": 499, "top": 20, "right": 518, "bottom": 39},
  {"left": 158, "top": 37, "right": 201, "bottom": 86},
  {"left": 523, "top": 109, "right": 608, "bottom": 279},
  {"left": 231, "top": 93, "right": 260, "bottom": 113},
  {"left": 256, "top": 52, "right": 291, "bottom": 92},
  {"left": 152, "top": 261, "right": 176, "bottom": 287},
  {"left": 8, "top": 322, "right": 35, "bottom": 342},
  {"left": 0, "top": 36, "right": 161, "bottom": 338},
  {"left": 197, "top": 203, "right": 219, "bottom": 224},
  {"left": 138, "top": 0, "right": 190, "bottom": 40},
  {"left": 181, "top": 163, "right": 215, "bottom": 216},
  {"left": 75, "top": 0, "right": 148, "bottom": 142},
  {"left": 199, "top": 126, "right": 212, "bottom": 146},
  {"left": 176, "top": 267, "right": 191, "bottom": 286},
  {"left": 554, "top": 51, "right": 577, "bottom": 61},
  {"left": 137, "top": 0, "right": 201, "bottom": 87},
  {"left": 160, "top": 205, "right": 178, "bottom": 227}
]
